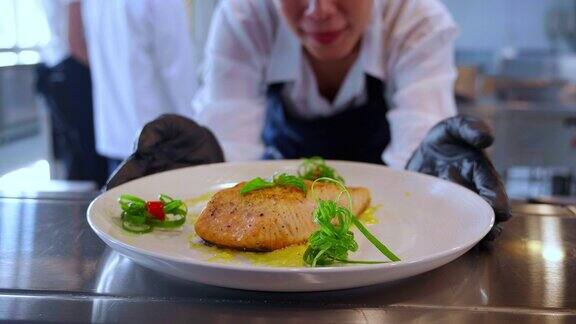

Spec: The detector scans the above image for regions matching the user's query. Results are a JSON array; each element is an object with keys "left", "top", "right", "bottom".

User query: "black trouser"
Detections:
[{"left": 36, "top": 57, "right": 108, "bottom": 187}]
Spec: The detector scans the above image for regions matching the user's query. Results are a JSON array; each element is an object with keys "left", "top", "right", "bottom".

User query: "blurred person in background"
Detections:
[
  {"left": 36, "top": 0, "right": 108, "bottom": 187},
  {"left": 81, "top": 0, "right": 198, "bottom": 174}
]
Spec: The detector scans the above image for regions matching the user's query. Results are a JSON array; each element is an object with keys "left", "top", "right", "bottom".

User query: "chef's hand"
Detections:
[
  {"left": 105, "top": 114, "right": 224, "bottom": 190},
  {"left": 405, "top": 115, "right": 511, "bottom": 241}
]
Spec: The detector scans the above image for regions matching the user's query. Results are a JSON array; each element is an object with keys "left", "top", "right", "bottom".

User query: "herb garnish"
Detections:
[
  {"left": 240, "top": 173, "right": 306, "bottom": 195},
  {"left": 303, "top": 178, "right": 400, "bottom": 266},
  {"left": 298, "top": 156, "right": 345, "bottom": 183},
  {"left": 118, "top": 194, "right": 187, "bottom": 233}
]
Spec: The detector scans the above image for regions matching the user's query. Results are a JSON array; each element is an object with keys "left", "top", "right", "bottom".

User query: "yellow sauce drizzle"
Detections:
[
  {"left": 359, "top": 205, "right": 381, "bottom": 225},
  {"left": 207, "top": 250, "right": 236, "bottom": 263},
  {"left": 188, "top": 232, "right": 307, "bottom": 267},
  {"left": 184, "top": 192, "right": 214, "bottom": 208},
  {"left": 187, "top": 213, "right": 199, "bottom": 225},
  {"left": 184, "top": 192, "right": 214, "bottom": 225},
  {"left": 242, "top": 245, "right": 307, "bottom": 267}
]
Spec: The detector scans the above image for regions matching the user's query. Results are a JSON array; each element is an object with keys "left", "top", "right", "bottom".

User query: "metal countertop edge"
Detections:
[
  {"left": 0, "top": 196, "right": 95, "bottom": 202},
  {"left": 389, "top": 303, "right": 576, "bottom": 316},
  {"left": 1, "top": 290, "right": 575, "bottom": 316}
]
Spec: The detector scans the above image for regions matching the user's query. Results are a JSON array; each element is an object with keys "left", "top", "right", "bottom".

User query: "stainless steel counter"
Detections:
[{"left": 1, "top": 193, "right": 576, "bottom": 323}]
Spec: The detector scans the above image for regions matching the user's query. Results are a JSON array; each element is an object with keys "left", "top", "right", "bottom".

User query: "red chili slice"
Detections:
[{"left": 146, "top": 201, "right": 165, "bottom": 221}]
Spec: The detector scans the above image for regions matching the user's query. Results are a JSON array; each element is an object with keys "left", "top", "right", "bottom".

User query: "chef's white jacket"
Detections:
[
  {"left": 40, "top": 0, "right": 78, "bottom": 67},
  {"left": 193, "top": 0, "right": 459, "bottom": 168},
  {"left": 82, "top": 0, "right": 198, "bottom": 159}
]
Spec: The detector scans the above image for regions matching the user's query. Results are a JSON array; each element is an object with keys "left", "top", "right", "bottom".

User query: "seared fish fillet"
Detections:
[{"left": 195, "top": 181, "right": 371, "bottom": 251}]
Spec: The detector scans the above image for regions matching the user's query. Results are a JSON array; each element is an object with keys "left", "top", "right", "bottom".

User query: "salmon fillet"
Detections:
[{"left": 194, "top": 180, "right": 371, "bottom": 251}]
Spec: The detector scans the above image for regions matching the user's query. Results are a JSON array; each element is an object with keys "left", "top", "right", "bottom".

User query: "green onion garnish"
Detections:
[
  {"left": 240, "top": 173, "right": 306, "bottom": 195},
  {"left": 298, "top": 157, "right": 344, "bottom": 183},
  {"left": 303, "top": 178, "right": 400, "bottom": 266},
  {"left": 118, "top": 193, "right": 187, "bottom": 234},
  {"left": 122, "top": 221, "right": 152, "bottom": 234}
]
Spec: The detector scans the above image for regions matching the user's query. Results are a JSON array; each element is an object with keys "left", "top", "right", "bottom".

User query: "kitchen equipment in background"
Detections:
[
  {"left": 455, "top": 51, "right": 576, "bottom": 105},
  {"left": 456, "top": 44, "right": 576, "bottom": 202},
  {"left": 492, "top": 52, "right": 576, "bottom": 103},
  {"left": 506, "top": 166, "right": 575, "bottom": 200},
  {"left": 492, "top": 78, "right": 568, "bottom": 103},
  {"left": 546, "top": 0, "right": 576, "bottom": 53},
  {"left": 455, "top": 65, "right": 479, "bottom": 102},
  {"left": 0, "top": 65, "right": 40, "bottom": 144},
  {"left": 552, "top": 169, "right": 573, "bottom": 196},
  {"left": 460, "top": 101, "right": 576, "bottom": 201}
]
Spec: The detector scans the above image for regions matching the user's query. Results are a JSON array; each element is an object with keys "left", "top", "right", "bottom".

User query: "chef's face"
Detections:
[{"left": 278, "top": 0, "right": 372, "bottom": 61}]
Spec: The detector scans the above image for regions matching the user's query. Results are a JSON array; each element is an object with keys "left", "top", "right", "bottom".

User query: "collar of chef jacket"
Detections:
[{"left": 263, "top": 1, "right": 389, "bottom": 110}]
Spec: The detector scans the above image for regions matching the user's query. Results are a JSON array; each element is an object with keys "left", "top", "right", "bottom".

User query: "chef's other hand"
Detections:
[
  {"left": 405, "top": 115, "right": 511, "bottom": 241},
  {"left": 105, "top": 114, "right": 224, "bottom": 190}
]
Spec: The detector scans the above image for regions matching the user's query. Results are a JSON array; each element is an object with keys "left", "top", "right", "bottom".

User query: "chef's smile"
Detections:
[
  {"left": 278, "top": 0, "right": 372, "bottom": 61},
  {"left": 306, "top": 29, "right": 345, "bottom": 45}
]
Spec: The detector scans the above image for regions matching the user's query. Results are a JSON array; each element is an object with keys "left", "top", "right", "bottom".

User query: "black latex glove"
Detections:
[
  {"left": 105, "top": 114, "right": 224, "bottom": 190},
  {"left": 405, "top": 115, "right": 511, "bottom": 241}
]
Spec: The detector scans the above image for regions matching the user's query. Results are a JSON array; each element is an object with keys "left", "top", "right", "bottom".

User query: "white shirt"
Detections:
[
  {"left": 40, "top": 0, "right": 79, "bottom": 67},
  {"left": 193, "top": 0, "right": 459, "bottom": 168},
  {"left": 82, "top": 0, "right": 198, "bottom": 159}
]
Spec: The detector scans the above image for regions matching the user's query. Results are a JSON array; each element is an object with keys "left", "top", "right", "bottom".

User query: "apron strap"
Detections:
[{"left": 262, "top": 74, "right": 391, "bottom": 164}]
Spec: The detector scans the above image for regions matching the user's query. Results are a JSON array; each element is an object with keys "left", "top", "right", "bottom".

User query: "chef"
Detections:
[
  {"left": 36, "top": 0, "right": 108, "bottom": 186},
  {"left": 108, "top": 0, "right": 510, "bottom": 239},
  {"left": 81, "top": 0, "right": 198, "bottom": 173}
]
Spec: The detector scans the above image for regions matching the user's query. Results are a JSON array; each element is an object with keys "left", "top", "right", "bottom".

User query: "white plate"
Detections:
[{"left": 87, "top": 160, "right": 494, "bottom": 292}]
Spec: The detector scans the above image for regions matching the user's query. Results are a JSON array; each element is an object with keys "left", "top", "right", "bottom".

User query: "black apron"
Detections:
[
  {"left": 36, "top": 57, "right": 109, "bottom": 186},
  {"left": 262, "top": 74, "right": 391, "bottom": 164}
]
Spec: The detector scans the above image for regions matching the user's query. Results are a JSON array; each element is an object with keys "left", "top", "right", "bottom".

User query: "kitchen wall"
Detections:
[{"left": 443, "top": 0, "right": 554, "bottom": 52}]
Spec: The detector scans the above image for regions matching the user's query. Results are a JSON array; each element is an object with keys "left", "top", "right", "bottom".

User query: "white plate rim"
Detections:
[{"left": 87, "top": 160, "right": 495, "bottom": 274}]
